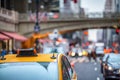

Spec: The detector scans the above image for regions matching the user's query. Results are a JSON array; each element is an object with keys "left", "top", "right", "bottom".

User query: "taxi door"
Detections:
[{"left": 61, "top": 56, "right": 77, "bottom": 80}]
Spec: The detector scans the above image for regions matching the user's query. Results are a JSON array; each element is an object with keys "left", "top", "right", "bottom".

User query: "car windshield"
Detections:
[
  {"left": 96, "top": 47, "right": 104, "bottom": 51},
  {"left": 108, "top": 54, "right": 120, "bottom": 63},
  {"left": 0, "top": 62, "right": 58, "bottom": 80}
]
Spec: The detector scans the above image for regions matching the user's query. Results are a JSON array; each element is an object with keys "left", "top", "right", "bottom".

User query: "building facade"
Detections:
[
  {"left": 104, "top": 0, "right": 120, "bottom": 13},
  {"left": 114, "top": 0, "right": 120, "bottom": 12},
  {"left": 0, "top": 0, "right": 60, "bottom": 13},
  {"left": 104, "top": 0, "right": 115, "bottom": 13}
]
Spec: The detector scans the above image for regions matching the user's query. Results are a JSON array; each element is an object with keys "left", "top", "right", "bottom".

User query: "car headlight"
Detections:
[
  {"left": 119, "top": 69, "right": 120, "bottom": 73},
  {"left": 78, "top": 52, "right": 82, "bottom": 56},
  {"left": 108, "top": 66, "right": 113, "bottom": 71},
  {"left": 71, "top": 52, "right": 75, "bottom": 56},
  {"left": 82, "top": 50, "right": 88, "bottom": 56}
]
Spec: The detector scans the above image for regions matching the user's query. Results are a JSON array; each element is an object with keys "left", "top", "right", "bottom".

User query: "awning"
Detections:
[
  {"left": 0, "top": 33, "right": 10, "bottom": 40},
  {"left": 0, "top": 31, "right": 27, "bottom": 41}
]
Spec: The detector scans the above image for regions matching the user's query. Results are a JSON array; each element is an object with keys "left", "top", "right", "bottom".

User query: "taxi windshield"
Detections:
[{"left": 0, "top": 62, "right": 58, "bottom": 80}]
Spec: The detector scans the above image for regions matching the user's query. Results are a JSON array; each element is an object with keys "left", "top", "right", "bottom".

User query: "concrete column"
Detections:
[
  {"left": 4, "top": 0, "right": 6, "bottom": 8},
  {"left": 10, "top": 0, "right": 14, "bottom": 10},
  {"left": 106, "top": 28, "right": 112, "bottom": 47},
  {"left": 25, "top": 0, "right": 29, "bottom": 13},
  {"left": 28, "top": 0, "right": 32, "bottom": 13},
  {"left": 0, "top": 0, "right": 1, "bottom": 8}
]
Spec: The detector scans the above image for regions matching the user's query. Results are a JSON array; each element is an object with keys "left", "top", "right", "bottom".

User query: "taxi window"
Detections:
[
  {"left": 62, "top": 56, "right": 73, "bottom": 78},
  {"left": 0, "top": 62, "right": 58, "bottom": 80},
  {"left": 62, "top": 60, "right": 71, "bottom": 80},
  {"left": 61, "top": 56, "right": 73, "bottom": 80}
]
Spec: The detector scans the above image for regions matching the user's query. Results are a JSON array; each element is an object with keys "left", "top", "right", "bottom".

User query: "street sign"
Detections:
[{"left": 34, "top": 25, "right": 40, "bottom": 33}]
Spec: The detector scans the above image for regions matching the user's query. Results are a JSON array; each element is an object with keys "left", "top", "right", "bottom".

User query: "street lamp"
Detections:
[{"left": 34, "top": 0, "right": 40, "bottom": 33}]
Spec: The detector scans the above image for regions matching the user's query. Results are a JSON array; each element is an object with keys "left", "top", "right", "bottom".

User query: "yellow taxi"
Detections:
[{"left": 0, "top": 53, "right": 77, "bottom": 80}]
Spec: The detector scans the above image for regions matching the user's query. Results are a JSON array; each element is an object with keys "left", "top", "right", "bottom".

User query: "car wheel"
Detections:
[
  {"left": 105, "top": 78, "right": 109, "bottom": 80},
  {"left": 103, "top": 68, "right": 106, "bottom": 78}
]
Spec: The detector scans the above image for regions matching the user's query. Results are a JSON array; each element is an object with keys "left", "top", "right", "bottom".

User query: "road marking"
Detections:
[
  {"left": 97, "top": 77, "right": 100, "bottom": 80},
  {"left": 94, "top": 67, "right": 97, "bottom": 71}
]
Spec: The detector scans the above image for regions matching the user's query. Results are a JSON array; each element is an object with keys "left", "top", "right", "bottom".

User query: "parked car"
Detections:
[{"left": 100, "top": 53, "right": 120, "bottom": 80}]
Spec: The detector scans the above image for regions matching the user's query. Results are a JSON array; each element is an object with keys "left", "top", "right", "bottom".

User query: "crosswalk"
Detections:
[{"left": 68, "top": 56, "right": 100, "bottom": 64}]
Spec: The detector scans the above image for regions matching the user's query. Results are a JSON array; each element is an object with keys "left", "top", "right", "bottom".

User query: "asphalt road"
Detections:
[{"left": 69, "top": 57, "right": 104, "bottom": 80}]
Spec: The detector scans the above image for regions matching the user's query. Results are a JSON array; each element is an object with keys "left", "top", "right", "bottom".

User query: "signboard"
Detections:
[{"left": 34, "top": 25, "right": 40, "bottom": 32}]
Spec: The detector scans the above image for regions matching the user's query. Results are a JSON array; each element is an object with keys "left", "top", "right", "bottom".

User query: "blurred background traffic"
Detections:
[{"left": 0, "top": 0, "right": 120, "bottom": 80}]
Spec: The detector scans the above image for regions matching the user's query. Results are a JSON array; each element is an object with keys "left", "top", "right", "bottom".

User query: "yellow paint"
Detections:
[
  {"left": 0, "top": 54, "right": 57, "bottom": 63},
  {"left": 57, "top": 54, "right": 77, "bottom": 80},
  {"left": 0, "top": 53, "right": 77, "bottom": 80},
  {"left": 57, "top": 53, "right": 63, "bottom": 80}
]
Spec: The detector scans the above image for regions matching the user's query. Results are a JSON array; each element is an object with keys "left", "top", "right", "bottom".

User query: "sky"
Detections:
[{"left": 81, "top": 0, "right": 106, "bottom": 13}]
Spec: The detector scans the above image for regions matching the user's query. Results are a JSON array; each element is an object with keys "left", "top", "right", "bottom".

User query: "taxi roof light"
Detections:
[{"left": 16, "top": 49, "right": 38, "bottom": 57}]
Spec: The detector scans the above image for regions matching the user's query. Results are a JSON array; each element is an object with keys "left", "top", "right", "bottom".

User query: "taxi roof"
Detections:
[{"left": 0, "top": 54, "right": 59, "bottom": 63}]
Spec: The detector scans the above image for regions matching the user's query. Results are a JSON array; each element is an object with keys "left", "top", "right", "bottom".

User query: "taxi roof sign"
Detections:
[
  {"left": 0, "top": 54, "right": 57, "bottom": 63},
  {"left": 17, "top": 48, "right": 37, "bottom": 57}
]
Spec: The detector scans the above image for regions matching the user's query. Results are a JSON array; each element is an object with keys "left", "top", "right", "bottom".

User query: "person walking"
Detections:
[
  {"left": 0, "top": 48, "right": 7, "bottom": 60},
  {"left": 114, "top": 43, "right": 120, "bottom": 54},
  {"left": 88, "top": 42, "right": 96, "bottom": 62}
]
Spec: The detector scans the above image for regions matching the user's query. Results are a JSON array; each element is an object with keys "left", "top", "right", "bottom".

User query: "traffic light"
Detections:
[
  {"left": 116, "top": 29, "right": 120, "bottom": 34},
  {"left": 114, "top": 25, "right": 120, "bottom": 34}
]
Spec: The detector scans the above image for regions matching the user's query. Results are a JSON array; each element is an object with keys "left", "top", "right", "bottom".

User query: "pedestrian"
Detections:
[
  {"left": 34, "top": 38, "right": 40, "bottom": 53},
  {"left": 88, "top": 48, "right": 92, "bottom": 61},
  {"left": 88, "top": 42, "right": 96, "bottom": 62},
  {"left": 88, "top": 42, "right": 92, "bottom": 61},
  {"left": 114, "top": 43, "right": 120, "bottom": 54},
  {"left": 91, "top": 43, "right": 96, "bottom": 62},
  {"left": 0, "top": 48, "right": 7, "bottom": 60}
]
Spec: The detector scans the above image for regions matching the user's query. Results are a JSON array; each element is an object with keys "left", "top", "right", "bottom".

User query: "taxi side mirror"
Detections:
[{"left": 70, "top": 62, "right": 74, "bottom": 68}]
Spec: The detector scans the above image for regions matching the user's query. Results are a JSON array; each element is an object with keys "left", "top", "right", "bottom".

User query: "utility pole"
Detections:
[{"left": 34, "top": 0, "right": 40, "bottom": 33}]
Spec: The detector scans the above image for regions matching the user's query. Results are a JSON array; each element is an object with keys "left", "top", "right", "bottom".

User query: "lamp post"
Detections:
[{"left": 34, "top": 0, "right": 40, "bottom": 33}]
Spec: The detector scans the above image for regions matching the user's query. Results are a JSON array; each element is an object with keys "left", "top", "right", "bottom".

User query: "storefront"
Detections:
[
  {"left": 0, "top": 33, "right": 10, "bottom": 52},
  {"left": 0, "top": 31, "right": 27, "bottom": 53}
]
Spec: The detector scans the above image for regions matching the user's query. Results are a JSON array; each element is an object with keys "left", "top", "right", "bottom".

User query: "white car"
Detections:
[{"left": 95, "top": 46, "right": 104, "bottom": 56}]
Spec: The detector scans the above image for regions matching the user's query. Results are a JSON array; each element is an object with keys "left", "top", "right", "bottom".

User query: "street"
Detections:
[
  {"left": 69, "top": 57, "right": 104, "bottom": 80},
  {"left": 0, "top": 0, "right": 120, "bottom": 80}
]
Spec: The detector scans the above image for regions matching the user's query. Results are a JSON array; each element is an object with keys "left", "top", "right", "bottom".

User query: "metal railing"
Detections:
[
  {"left": 19, "top": 12, "right": 120, "bottom": 22},
  {"left": 0, "top": 8, "right": 120, "bottom": 23}
]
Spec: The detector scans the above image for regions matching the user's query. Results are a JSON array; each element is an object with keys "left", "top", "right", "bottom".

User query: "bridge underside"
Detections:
[{"left": 18, "top": 18, "right": 119, "bottom": 37}]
